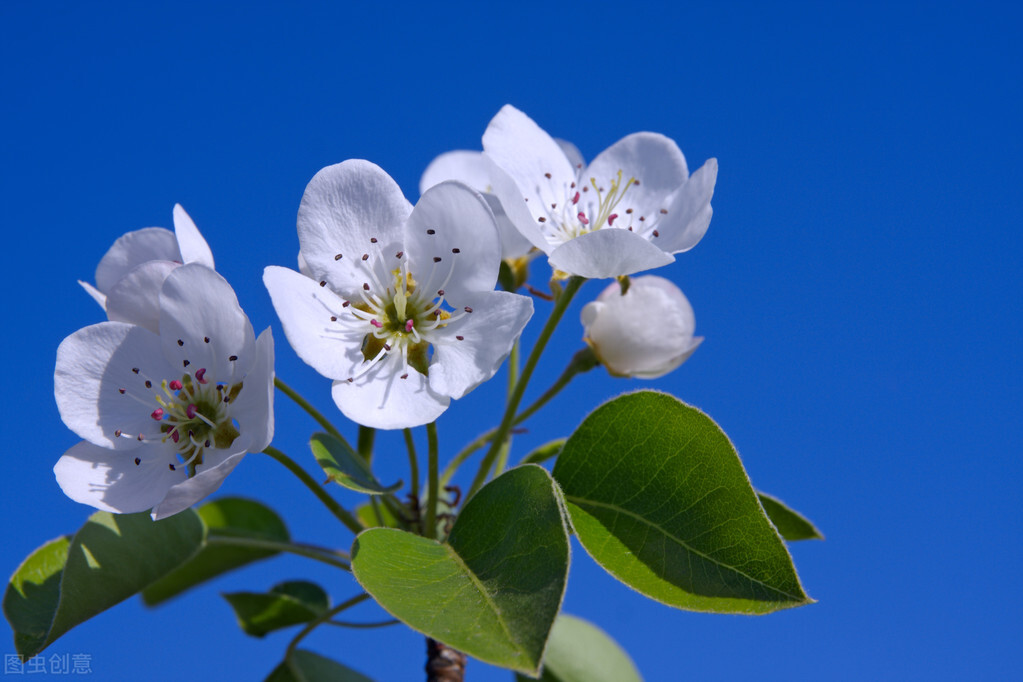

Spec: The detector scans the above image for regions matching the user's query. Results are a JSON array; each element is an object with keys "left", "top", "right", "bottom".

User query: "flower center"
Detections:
[
  {"left": 326, "top": 239, "right": 473, "bottom": 383},
  {"left": 532, "top": 169, "right": 668, "bottom": 246}
]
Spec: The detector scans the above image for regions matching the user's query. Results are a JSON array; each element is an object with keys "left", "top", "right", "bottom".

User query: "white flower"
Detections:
[
  {"left": 55, "top": 264, "right": 274, "bottom": 520},
  {"left": 264, "top": 159, "right": 533, "bottom": 430},
  {"left": 581, "top": 276, "right": 703, "bottom": 379},
  {"left": 79, "top": 204, "right": 215, "bottom": 332},
  {"left": 482, "top": 104, "right": 717, "bottom": 279}
]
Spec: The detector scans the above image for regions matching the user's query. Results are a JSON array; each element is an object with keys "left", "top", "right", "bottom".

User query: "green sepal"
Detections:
[{"left": 310, "top": 432, "right": 401, "bottom": 495}]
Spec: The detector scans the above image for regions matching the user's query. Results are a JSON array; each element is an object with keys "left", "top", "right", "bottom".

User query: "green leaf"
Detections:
[
  {"left": 757, "top": 492, "right": 825, "bottom": 541},
  {"left": 553, "top": 391, "right": 812, "bottom": 615},
  {"left": 265, "top": 649, "right": 375, "bottom": 682},
  {"left": 515, "top": 613, "right": 642, "bottom": 682},
  {"left": 5, "top": 511, "right": 204, "bottom": 659},
  {"left": 224, "top": 580, "right": 329, "bottom": 637},
  {"left": 521, "top": 438, "right": 566, "bottom": 465},
  {"left": 351, "top": 465, "right": 569, "bottom": 676},
  {"left": 3, "top": 536, "right": 70, "bottom": 657},
  {"left": 142, "top": 497, "right": 290, "bottom": 605},
  {"left": 310, "top": 432, "right": 401, "bottom": 495}
]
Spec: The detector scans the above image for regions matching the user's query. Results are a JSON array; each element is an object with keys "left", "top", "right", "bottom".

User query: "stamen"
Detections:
[
  {"left": 134, "top": 457, "right": 141, "bottom": 466},
  {"left": 335, "top": 253, "right": 343, "bottom": 260},
  {"left": 370, "top": 319, "right": 383, "bottom": 328},
  {"left": 177, "top": 339, "right": 184, "bottom": 346},
  {"left": 608, "top": 214, "right": 618, "bottom": 226},
  {"left": 578, "top": 213, "right": 589, "bottom": 225},
  {"left": 195, "top": 368, "right": 208, "bottom": 384},
  {"left": 151, "top": 409, "right": 164, "bottom": 420},
  {"left": 370, "top": 237, "right": 378, "bottom": 243},
  {"left": 169, "top": 380, "right": 183, "bottom": 391},
  {"left": 405, "top": 319, "right": 414, "bottom": 332},
  {"left": 427, "top": 229, "right": 436, "bottom": 235}
]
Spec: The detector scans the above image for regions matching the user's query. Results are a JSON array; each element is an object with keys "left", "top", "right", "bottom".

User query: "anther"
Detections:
[
  {"left": 170, "top": 380, "right": 183, "bottom": 391},
  {"left": 145, "top": 380, "right": 152, "bottom": 388},
  {"left": 137, "top": 434, "right": 144, "bottom": 441},
  {"left": 433, "top": 257, "right": 442, "bottom": 263},
  {"left": 330, "top": 315, "right": 337, "bottom": 321},
  {"left": 370, "top": 237, "right": 378, "bottom": 243},
  {"left": 437, "top": 289, "right": 445, "bottom": 296},
  {"left": 384, "top": 343, "right": 392, "bottom": 351},
  {"left": 538, "top": 217, "right": 547, "bottom": 222},
  {"left": 551, "top": 203, "right": 557, "bottom": 209},
  {"left": 633, "top": 180, "right": 641, "bottom": 186},
  {"left": 186, "top": 404, "right": 197, "bottom": 419},
  {"left": 204, "top": 439, "right": 211, "bottom": 448},
  {"left": 572, "top": 192, "right": 580, "bottom": 204},
  {"left": 582, "top": 186, "right": 589, "bottom": 192},
  {"left": 370, "top": 319, "right": 383, "bottom": 328},
  {"left": 608, "top": 213, "right": 618, "bottom": 226},
  {"left": 171, "top": 430, "right": 180, "bottom": 443},
  {"left": 177, "top": 339, "right": 184, "bottom": 346},
  {"left": 132, "top": 368, "right": 140, "bottom": 374},
  {"left": 229, "top": 355, "right": 238, "bottom": 361},
  {"left": 396, "top": 251, "right": 404, "bottom": 258},
  {"left": 544, "top": 172, "right": 551, "bottom": 179},
  {"left": 134, "top": 457, "right": 141, "bottom": 466},
  {"left": 151, "top": 408, "right": 164, "bottom": 420},
  {"left": 626, "top": 208, "right": 633, "bottom": 214},
  {"left": 639, "top": 216, "right": 645, "bottom": 222},
  {"left": 114, "top": 429, "right": 122, "bottom": 437},
  {"left": 363, "top": 283, "right": 370, "bottom": 291},
  {"left": 452, "top": 248, "right": 460, "bottom": 254},
  {"left": 456, "top": 335, "right": 464, "bottom": 341},
  {"left": 652, "top": 230, "right": 660, "bottom": 237},
  {"left": 405, "top": 319, "right": 414, "bottom": 332},
  {"left": 578, "top": 213, "right": 589, "bottom": 225},
  {"left": 464, "top": 306, "right": 473, "bottom": 313},
  {"left": 343, "top": 301, "right": 351, "bottom": 307},
  {"left": 660, "top": 208, "right": 668, "bottom": 214},
  {"left": 427, "top": 229, "right": 436, "bottom": 235},
  {"left": 347, "top": 378, "right": 354, "bottom": 383},
  {"left": 204, "top": 337, "right": 210, "bottom": 343},
  {"left": 400, "top": 373, "right": 409, "bottom": 379},
  {"left": 119, "top": 388, "right": 126, "bottom": 394},
  {"left": 361, "top": 253, "right": 369, "bottom": 261},
  {"left": 183, "top": 359, "right": 190, "bottom": 368},
  {"left": 335, "top": 253, "right": 343, "bottom": 260},
  {"left": 169, "top": 464, "right": 176, "bottom": 471},
  {"left": 319, "top": 281, "right": 327, "bottom": 287},
  {"left": 195, "top": 368, "right": 207, "bottom": 383}
]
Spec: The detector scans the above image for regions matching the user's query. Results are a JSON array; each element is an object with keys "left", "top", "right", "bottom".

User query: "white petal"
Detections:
[
  {"left": 173, "top": 204, "right": 215, "bottom": 268},
  {"left": 78, "top": 280, "right": 108, "bottom": 310},
  {"left": 159, "top": 263, "right": 256, "bottom": 378},
  {"left": 405, "top": 182, "right": 501, "bottom": 306},
  {"left": 95, "top": 227, "right": 181, "bottom": 293},
  {"left": 548, "top": 228, "right": 675, "bottom": 279},
  {"left": 419, "top": 150, "right": 493, "bottom": 195},
  {"left": 482, "top": 105, "right": 576, "bottom": 226},
  {"left": 297, "top": 160, "right": 413, "bottom": 296},
  {"left": 105, "top": 260, "right": 179, "bottom": 333},
  {"left": 429, "top": 291, "right": 533, "bottom": 399},
  {"left": 555, "top": 138, "right": 586, "bottom": 171},
  {"left": 419, "top": 151, "right": 533, "bottom": 259},
  {"left": 54, "top": 441, "right": 183, "bottom": 514},
  {"left": 151, "top": 452, "right": 247, "bottom": 520},
  {"left": 297, "top": 251, "right": 314, "bottom": 277},
  {"left": 331, "top": 356, "right": 450, "bottom": 430},
  {"left": 582, "top": 276, "right": 701, "bottom": 378},
  {"left": 483, "top": 158, "right": 549, "bottom": 254},
  {"left": 263, "top": 266, "right": 363, "bottom": 381},
  {"left": 55, "top": 322, "right": 176, "bottom": 449},
  {"left": 656, "top": 158, "right": 718, "bottom": 254},
  {"left": 584, "top": 132, "right": 688, "bottom": 219},
  {"left": 228, "top": 328, "right": 275, "bottom": 453}
]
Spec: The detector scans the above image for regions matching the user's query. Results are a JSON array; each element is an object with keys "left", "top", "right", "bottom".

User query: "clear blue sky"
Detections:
[{"left": 2, "top": 1, "right": 1020, "bottom": 680}]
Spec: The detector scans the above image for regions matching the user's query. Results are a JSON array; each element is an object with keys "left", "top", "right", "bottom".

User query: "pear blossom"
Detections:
[
  {"left": 482, "top": 104, "right": 718, "bottom": 279},
  {"left": 264, "top": 159, "right": 533, "bottom": 430},
  {"left": 79, "top": 204, "right": 215, "bottom": 332},
  {"left": 581, "top": 276, "right": 703, "bottom": 379},
  {"left": 55, "top": 264, "right": 274, "bottom": 519}
]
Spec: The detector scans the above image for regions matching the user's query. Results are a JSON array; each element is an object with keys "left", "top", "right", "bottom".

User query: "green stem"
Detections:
[
  {"left": 424, "top": 422, "right": 440, "bottom": 540},
  {"left": 404, "top": 428, "right": 420, "bottom": 502},
  {"left": 439, "top": 345, "right": 594, "bottom": 486},
  {"left": 263, "top": 446, "right": 364, "bottom": 535},
  {"left": 287, "top": 593, "right": 371, "bottom": 657},
  {"left": 357, "top": 426, "right": 376, "bottom": 465},
  {"left": 274, "top": 377, "right": 349, "bottom": 446},
  {"left": 205, "top": 535, "right": 350, "bottom": 571},
  {"left": 466, "top": 276, "right": 585, "bottom": 499},
  {"left": 494, "top": 339, "right": 521, "bottom": 476}
]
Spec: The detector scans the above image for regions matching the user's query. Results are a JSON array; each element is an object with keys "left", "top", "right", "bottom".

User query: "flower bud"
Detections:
[{"left": 581, "top": 275, "right": 703, "bottom": 379}]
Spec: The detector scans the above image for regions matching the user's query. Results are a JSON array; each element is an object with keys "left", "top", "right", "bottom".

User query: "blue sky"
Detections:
[{"left": 2, "top": 1, "right": 1021, "bottom": 680}]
